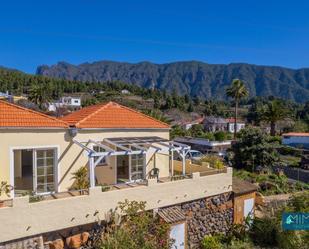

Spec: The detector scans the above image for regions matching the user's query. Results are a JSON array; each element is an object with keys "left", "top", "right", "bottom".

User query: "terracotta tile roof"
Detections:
[
  {"left": 61, "top": 101, "right": 170, "bottom": 129},
  {"left": 282, "top": 132, "right": 309, "bottom": 137},
  {"left": 0, "top": 100, "right": 68, "bottom": 128}
]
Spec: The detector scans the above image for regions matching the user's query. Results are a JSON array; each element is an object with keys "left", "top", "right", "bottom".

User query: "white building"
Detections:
[
  {"left": 48, "top": 96, "right": 81, "bottom": 111},
  {"left": 282, "top": 133, "right": 309, "bottom": 149},
  {"left": 181, "top": 117, "right": 204, "bottom": 130},
  {"left": 226, "top": 118, "right": 245, "bottom": 133},
  {"left": 121, "top": 89, "right": 130, "bottom": 94}
]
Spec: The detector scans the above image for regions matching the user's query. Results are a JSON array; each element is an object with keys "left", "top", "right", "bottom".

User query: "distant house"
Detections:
[
  {"left": 121, "top": 89, "right": 130, "bottom": 94},
  {"left": 226, "top": 118, "right": 245, "bottom": 133},
  {"left": 0, "top": 91, "right": 26, "bottom": 102},
  {"left": 48, "top": 96, "right": 81, "bottom": 112},
  {"left": 0, "top": 91, "right": 11, "bottom": 100},
  {"left": 282, "top": 132, "right": 309, "bottom": 149},
  {"left": 174, "top": 137, "right": 231, "bottom": 155},
  {"left": 203, "top": 116, "right": 227, "bottom": 132},
  {"left": 181, "top": 117, "right": 204, "bottom": 130}
]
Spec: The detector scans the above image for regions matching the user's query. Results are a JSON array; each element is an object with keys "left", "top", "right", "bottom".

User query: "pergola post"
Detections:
[
  {"left": 89, "top": 156, "right": 95, "bottom": 188},
  {"left": 182, "top": 151, "right": 186, "bottom": 176},
  {"left": 171, "top": 150, "right": 174, "bottom": 177}
]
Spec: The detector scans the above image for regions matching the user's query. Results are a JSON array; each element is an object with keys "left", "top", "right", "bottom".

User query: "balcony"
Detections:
[{"left": 0, "top": 167, "right": 232, "bottom": 243}]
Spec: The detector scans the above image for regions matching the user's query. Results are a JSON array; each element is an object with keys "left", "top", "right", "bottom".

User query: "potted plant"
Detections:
[{"left": 0, "top": 181, "right": 13, "bottom": 207}]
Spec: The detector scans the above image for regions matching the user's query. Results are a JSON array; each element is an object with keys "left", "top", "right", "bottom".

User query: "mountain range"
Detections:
[{"left": 36, "top": 61, "right": 309, "bottom": 102}]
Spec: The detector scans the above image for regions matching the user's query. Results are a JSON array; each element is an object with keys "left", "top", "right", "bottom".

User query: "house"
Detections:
[
  {"left": 121, "top": 89, "right": 130, "bottom": 94},
  {"left": 0, "top": 100, "right": 233, "bottom": 247},
  {"left": 0, "top": 91, "right": 11, "bottom": 99},
  {"left": 174, "top": 137, "right": 231, "bottom": 155},
  {"left": 282, "top": 132, "right": 309, "bottom": 149},
  {"left": 203, "top": 116, "right": 227, "bottom": 132},
  {"left": 48, "top": 96, "right": 81, "bottom": 112},
  {"left": 226, "top": 118, "right": 246, "bottom": 133},
  {"left": 181, "top": 117, "right": 204, "bottom": 130},
  {"left": 0, "top": 91, "right": 26, "bottom": 102}
]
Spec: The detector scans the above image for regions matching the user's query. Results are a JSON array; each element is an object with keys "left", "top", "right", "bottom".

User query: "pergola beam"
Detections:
[
  {"left": 72, "top": 139, "right": 94, "bottom": 153},
  {"left": 89, "top": 139, "right": 114, "bottom": 152},
  {"left": 116, "top": 138, "right": 148, "bottom": 151},
  {"left": 104, "top": 138, "right": 132, "bottom": 152}
]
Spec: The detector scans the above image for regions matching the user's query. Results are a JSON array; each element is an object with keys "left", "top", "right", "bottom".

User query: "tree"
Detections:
[
  {"left": 231, "top": 127, "right": 279, "bottom": 171},
  {"left": 226, "top": 79, "right": 249, "bottom": 139},
  {"left": 164, "top": 95, "right": 174, "bottom": 109},
  {"left": 187, "top": 101, "right": 194, "bottom": 112},
  {"left": 28, "top": 84, "right": 52, "bottom": 109},
  {"left": 261, "top": 99, "right": 289, "bottom": 136},
  {"left": 153, "top": 95, "right": 161, "bottom": 109},
  {"left": 189, "top": 124, "right": 205, "bottom": 137}
]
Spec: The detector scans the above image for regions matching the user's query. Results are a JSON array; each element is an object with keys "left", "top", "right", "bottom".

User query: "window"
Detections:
[
  {"left": 93, "top": 145, "right": 107, "bottom": 165},
  {"left": 36, "top": 149, "right": 56, "bottom": 193}
]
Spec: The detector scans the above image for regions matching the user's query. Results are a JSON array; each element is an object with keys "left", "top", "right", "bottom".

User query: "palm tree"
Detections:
[
  {"left": 261, "top": 99, "right": 288, "bottom": 136},
  {"left": 28, "top": 84, "right": 52, "bottom": 109},
  {"left": 226, "top": 79, "right": 249, "bottom": 139}
]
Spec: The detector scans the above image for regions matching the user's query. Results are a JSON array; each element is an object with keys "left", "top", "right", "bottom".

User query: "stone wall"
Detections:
[
  {"left": 0, "top": 236, "right": 44, "bottom": 249},
  {"left": 179, "top": 192, "right": 233, "bottom": 248}
]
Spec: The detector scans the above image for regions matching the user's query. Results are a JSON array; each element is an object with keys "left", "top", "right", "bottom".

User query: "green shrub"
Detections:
[
  {"left": 0, "top": 181, "right": 13, "bottom": 197},
  {"left": 98, "top": 200, "right": 171, "bottom": 249},
  {"left": 199, "top": 155, "right": 224, "bottom": 169},
  {"left": 214, "top": 131, "right": 226, "bottom": 141},
  {"left": 71, "top": 167, "right": 89, "bottom": 190},
  {"left": 250, "top": 216, "right": 278, "bottom": 247},
  {"left": 278, "top": 146, "right": 303, "bottom": 157},
  {"left": 201, "top": 235, "right": 222, "bottom": 249}
]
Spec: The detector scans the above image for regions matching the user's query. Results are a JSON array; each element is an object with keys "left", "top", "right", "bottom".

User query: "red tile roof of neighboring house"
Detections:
[
  {"left": 0, "top": 100, "right": 68, "bottom": 128},
  {"left": 61, "top": 101, "right": 170, "bottom": 129},
  {"left": 182, "top": 117, "right": 204, "bottom": 125},
  {"left": 226, "top": 118, "right": 245, "bottom": 123},
  {"left": 282, "top": 132, "right": 309, "bottom": 137}
]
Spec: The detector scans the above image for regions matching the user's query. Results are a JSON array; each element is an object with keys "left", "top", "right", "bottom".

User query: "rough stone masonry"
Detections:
[{"left": 179, "top": 192, "right": 233, "bottom": 248}]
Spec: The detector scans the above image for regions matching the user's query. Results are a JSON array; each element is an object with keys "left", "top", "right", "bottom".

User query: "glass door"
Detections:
[
  {"left": 35, "top": 149, "right": 56, "bottom": 194},
  {"left": 130, "top": 153, "right": 145, "bottom": 181}
]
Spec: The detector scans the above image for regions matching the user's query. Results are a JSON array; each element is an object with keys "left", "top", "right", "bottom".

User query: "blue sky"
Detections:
[{"left": 1, "top": 0, "right": 309, "bottom": 73}]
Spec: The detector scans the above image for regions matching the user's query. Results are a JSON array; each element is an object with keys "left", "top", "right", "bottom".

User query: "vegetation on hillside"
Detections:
[
  {"left": 234, "top": 169, "right": 309, "bottom": 196},
  {"left": 1, "top": 67, "right": 309, "bottom": 134},
  {"left": 201, "top": 191, "right": 309, "bottom": 249},
  {"left": 36, "top": 60, "right": 309, "bottom": 103}
]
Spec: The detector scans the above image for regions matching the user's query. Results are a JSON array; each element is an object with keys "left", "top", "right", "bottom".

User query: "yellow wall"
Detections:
[
  {"left": 0, "top": 128, "right": 170, "bottom": 196},
  {"left": 0, "top": 168, "right": 233, "bottom": 242}
]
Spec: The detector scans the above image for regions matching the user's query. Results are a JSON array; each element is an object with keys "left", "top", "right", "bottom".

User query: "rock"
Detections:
[
  {"left": 48, "top": 239, "right": 64, "bottom": 249},
  {"left": 65, "top": 232, "right": 89, "bottom": 249}
]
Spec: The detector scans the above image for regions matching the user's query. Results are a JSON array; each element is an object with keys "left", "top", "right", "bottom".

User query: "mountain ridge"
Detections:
[{"left": 36, "top": 60, "right": 309, "bottom": 103}]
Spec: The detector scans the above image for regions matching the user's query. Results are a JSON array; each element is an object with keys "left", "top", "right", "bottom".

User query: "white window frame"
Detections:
[
  {"left": 9, "top": 145, "right": 60, "bottom": 197},
  {"left": 92, "top": 145, "right": 108, "bottom": 166}
]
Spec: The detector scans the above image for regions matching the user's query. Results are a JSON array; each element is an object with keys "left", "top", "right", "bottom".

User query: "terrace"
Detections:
[{"left": 0, "top": 167, "right": 232, "bottom": 243}]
